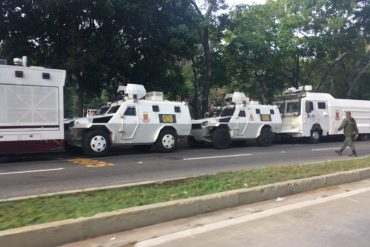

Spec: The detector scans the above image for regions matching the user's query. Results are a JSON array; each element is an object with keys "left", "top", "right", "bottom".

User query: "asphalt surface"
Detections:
[{"left": 0, "top": 138, "right": 369, "bottom": 199}]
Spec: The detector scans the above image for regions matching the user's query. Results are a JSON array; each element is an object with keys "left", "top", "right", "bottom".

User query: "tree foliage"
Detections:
[{"left": 1, "top": 0, "right": 369, "bottom": 117}]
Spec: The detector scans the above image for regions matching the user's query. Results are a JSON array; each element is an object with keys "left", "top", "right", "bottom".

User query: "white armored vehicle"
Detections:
[
  {"left": 190, "top": 92, "right": 282, "bottom": 148},
  {"left": 65, "top": 84, "right": 192, "bottom": 156},
  {"left": 274, "top": 85, "right": 370, "bottom": 142}
]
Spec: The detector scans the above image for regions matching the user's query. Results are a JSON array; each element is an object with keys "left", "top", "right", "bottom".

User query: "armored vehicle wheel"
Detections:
[
  {"left": 309, "top": 129, "right": 321, "bottom": 143},
  {"left": 257, "top": 127, "right": 273, "bottom": 147},
  {"left": 211, "top": 128, "right": 231, "bottom": 149},
  {"left": 82, "top": 130, "right": 111, "bottom": 156},
  {"left": 187, "top": 136, "right": 204, "bottom": 148},
  {"left": 154, "top": 129, "right": 178, "bottom": 152}
]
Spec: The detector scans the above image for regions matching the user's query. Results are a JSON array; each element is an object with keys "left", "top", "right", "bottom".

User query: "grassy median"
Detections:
[{"left": 1, "top": 157, "right": 370, "bottom": 231}]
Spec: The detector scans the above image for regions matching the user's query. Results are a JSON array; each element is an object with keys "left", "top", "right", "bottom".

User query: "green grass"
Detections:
[{"left": 1, "top": 157, "right": 370, "bottom": 231}]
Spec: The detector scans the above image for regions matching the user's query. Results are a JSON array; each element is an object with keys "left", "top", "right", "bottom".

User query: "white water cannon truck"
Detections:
[{"left": 274, "top": 85, "right": 370, "bottom": 142}]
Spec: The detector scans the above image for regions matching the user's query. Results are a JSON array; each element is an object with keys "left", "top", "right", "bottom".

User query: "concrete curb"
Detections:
[{"left": 2, "top": 167, "right": 370, "bottom": 247}]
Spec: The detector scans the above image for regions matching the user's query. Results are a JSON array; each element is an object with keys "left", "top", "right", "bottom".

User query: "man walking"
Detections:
[{"left": 335, "top": 111, "right": 359, "bottom": 157}]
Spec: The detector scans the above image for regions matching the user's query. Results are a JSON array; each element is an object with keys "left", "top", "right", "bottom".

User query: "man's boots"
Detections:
[
  {"left": 335, "top": 150, "right": 342, "bottom": 156},
  {"left": 349, "top": 151, "right": 357, "bottom": 157}
]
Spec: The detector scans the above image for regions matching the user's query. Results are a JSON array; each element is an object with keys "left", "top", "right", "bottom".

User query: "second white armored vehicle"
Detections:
[
  {"left": 65, "top": 84, "right": 192, "bottom": 156},
  {"left": 190, "top": 92, "right": 282, "bottom": 148}
]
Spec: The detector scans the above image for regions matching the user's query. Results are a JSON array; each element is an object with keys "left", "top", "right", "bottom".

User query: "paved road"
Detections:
[
  {"left": 135, "top": 180, "right": 370, "bottom": 247},
  {"left": 0, "top": 139, "right": 369, "bottom": 199}
]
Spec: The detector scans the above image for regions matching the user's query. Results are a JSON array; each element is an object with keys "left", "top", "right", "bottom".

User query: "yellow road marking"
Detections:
[{"left": 68, "top": 158, "right": 114, "bottom": 168}]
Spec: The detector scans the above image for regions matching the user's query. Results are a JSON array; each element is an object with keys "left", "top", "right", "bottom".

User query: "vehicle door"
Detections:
[
  {"left": 303, "top": 99, "right": 315, "bottom": 135},
  {"left": 235, "top": 108, "right": 248, "bottom": 136},
  {"left": 121, "top": 105, "right": 139, "bottom": 140},
  {"left": 315, "top": 101, "right": 329, "bottom": 133}
]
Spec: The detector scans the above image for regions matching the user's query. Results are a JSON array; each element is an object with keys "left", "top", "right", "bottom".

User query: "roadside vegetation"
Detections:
[
  {"left": 1, "top": 157, "right": 370, "bottom": 231},
  {"left": 1, "top": 1, "right": 369, "bottom": 118}
]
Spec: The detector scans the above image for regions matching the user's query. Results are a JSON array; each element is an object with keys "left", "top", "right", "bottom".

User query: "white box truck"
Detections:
[
  {"left": 275, "top": 85, "right": 370, "bottom": 142},
  {"left": 0, "top": 57, "right": 66, "bottom": 155}
]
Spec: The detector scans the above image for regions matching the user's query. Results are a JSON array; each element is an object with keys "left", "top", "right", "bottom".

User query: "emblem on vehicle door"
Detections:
[
  {"left": 143, "top": 111, "right": 150, "bottom": 122},
  {"left": 249, "top": 113, "right": 254, "bottom": 121},
  {"left": 335, "top": 110, "right": 340, "bottom": 121}
]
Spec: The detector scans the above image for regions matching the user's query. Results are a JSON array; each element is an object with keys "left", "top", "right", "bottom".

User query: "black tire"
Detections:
[
  {"left": 257, "top": 128, "right": 273, "bottom": 147},
  {"left": 211, "top": 128, "right": 231, "bottom": 149},
  {"left": 187, "top": 136, "right": 204, "bottom": 148},
  {"left": 309, "top": 129, "right": 321, "bottom": 143},
  {"left": 154, "top": 129, "right": 178, "bottom": 153},
  {"left": 82, "top": 130, "right": 111, "bottom": 156}
]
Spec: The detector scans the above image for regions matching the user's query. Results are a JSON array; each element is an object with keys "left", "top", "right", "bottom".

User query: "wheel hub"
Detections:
[
  {"left": 162, "top": 134, "right": 175, "bottom": 149},
  {"left": 90, "top": 135, "right": 107, "bottom": 152},
  {"left": 312, "top": 131, "right": 320, "bottom": 140}
]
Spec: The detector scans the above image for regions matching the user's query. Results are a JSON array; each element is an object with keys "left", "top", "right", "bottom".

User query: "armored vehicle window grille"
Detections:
[
  {"left": 96, "top": 106, "right": 110, "bottom": 116},
  {"left": 318, "top": 102, "right": 326, "bottom": 109},
  {"left": 107, "top": 105, "right": 120, "bottom": 114},
  {"left": 270, "top": 109, "right": 274, "bottom": 115},
  {"left": 220, "top": 107, "right": 235, "bottom": 117},
  {"left": 256, "top": 109, "right": 261, "bottom": 114},
  {"left": 124, "top": 107, "right": 136, "bottom": 116},
  {"left": 174, "top": 106, "right": 181, "bottom": 113},
  {"left": 152, "top": 105, "right": 160, "bottom": 112},
  {"left": 238, "top": 110, "right": 246, "bottom": 117}
]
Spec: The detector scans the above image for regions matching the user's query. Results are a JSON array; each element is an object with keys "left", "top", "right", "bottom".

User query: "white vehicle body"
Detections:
[
  {"left": 190, "top": 92, "right": 282, "bottom": 148},
  {"left": 0, "top": 57, "right": 66, "bottom": 155},
  {"left": 275, "top": 85, "right": 370, "bottom": 142},
  {"left": 65, "top": 84, "right": 192, "bottom": 156}
]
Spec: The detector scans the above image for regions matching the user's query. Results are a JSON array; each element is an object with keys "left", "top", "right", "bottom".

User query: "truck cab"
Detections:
[
  {"left": 275, "top": 85, "right": 338, "bottom": 142},
  {"left": 65, "top": 84, "right": 192, "bottom": 156}
]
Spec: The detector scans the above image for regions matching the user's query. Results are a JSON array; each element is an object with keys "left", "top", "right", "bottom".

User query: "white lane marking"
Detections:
[
  {"left": 135, "top": 186, "right": 370, "bottom": 247},
  {"left": 312, "top": 147, "right": 338, "bottom": 151},
  {"left": 0, "top": 168, "right": 64, "bottom": 175},
  {"left": 183, "top": 153, "right": 253, "bottom": 161}
]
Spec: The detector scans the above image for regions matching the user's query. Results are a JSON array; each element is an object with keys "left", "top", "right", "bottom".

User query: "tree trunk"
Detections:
[
  {"left": 255, "top": 72, "right": 268, "bottom": 104},
  {"left": 191, "top": 58, "right": 201, "bottom": 119},
  {"left": 190, "top": 0, "right": 214, "bottom": 117},
  {"left": 346, "top": 61, "right": 370, "bottom": 98},
  {"left": 77, "top": 77, "right": 86, "bottom": 117},
  {"left": 201, "top": 24, "right": 212, "bottom": 116}
]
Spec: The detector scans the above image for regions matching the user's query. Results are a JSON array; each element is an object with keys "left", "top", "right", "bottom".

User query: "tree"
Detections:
[
  {"left": 0, "top": 0, "right": 200, "bottom": 116},
  {"left": 189, "top": 0, "right": 226, "bottom": 118}
]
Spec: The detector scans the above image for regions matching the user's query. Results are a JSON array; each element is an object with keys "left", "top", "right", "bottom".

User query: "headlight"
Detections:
[{"left": 209, "top": 118, "right": 219, "bottom": 125}]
